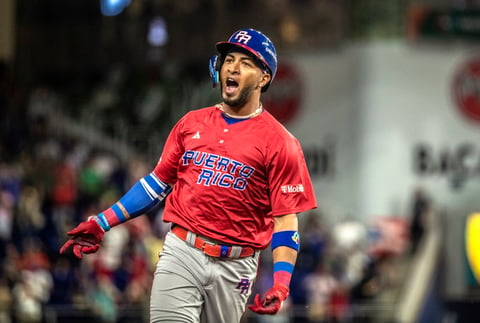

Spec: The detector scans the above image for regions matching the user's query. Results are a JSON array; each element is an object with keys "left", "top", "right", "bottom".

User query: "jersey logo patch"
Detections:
[
  {"left": 281, "top": 184, "right": 304, "bottom": 194},
  {"left": 292, "top": 232, "right": 300, "bottom": 245},
  {"left": 192, "top": 131, "right": 200, "bottom": 139},
  {"left": 236, "top": 278, "right": 251, "bottom": 294}
]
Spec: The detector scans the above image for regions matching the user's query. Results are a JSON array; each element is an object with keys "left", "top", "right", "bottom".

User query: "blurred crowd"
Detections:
[{"left": 0, "top": 60, "right": 426, "bottom": 323}]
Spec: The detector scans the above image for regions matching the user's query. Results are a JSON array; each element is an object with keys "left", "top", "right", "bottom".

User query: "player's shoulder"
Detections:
[
  {"left": 258, "top": 111, "right": 305, "bottom": 158},
  {"left": 259, "top": 109, "right": 298, "bottom": 141},
  {"left": 184, "top": 105, "right": 219, "bottom": 118},
  {"left": 177, "top": 105, "right": 219, "bottom": 126}
]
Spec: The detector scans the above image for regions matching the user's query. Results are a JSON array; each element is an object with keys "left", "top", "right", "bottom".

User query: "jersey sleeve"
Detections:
[
  {"left": 267, "top": 136, "right": 317, "bottom": 216},
  {"left": 153, "top": 115, "right": 186, "bottom": 184}
]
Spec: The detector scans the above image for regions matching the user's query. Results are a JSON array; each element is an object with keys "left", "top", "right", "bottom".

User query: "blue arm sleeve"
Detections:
[{"left": 95, "top": 172, "right": 172, "bottom": 231}]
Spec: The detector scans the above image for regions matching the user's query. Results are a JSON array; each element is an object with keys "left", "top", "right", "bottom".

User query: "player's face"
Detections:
[{"left": 220, "top": 52, "right": 270, "bottom": 107}]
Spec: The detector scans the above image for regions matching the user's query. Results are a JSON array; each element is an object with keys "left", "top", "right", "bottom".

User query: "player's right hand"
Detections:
[{"left": 59, "top": 217, "right": 105, "bottom": 259}]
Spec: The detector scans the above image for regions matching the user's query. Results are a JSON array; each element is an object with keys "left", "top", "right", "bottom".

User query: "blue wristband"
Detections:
[
  {"left": 271, "top": 231, "right": 300, "bottom": 251},
  {"left": 274, "top": 261, "right": 295, "bottom": 274},
  {"left": 94, "top": 214, "right": 111, "bottom": 231}
]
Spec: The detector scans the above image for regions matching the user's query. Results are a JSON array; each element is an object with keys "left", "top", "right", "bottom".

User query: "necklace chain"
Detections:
[{"left": 220, "top": 104, "right": 263, "bottom": 119}]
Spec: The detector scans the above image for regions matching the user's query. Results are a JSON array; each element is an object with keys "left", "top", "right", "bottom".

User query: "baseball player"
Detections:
[{"left": 60, "top": 28, "right": 317, "bottom": 322}]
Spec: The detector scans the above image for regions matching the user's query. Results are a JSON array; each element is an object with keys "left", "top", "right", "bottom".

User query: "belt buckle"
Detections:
[
  {"left": 200, "top": 241, "right": 209, "bottom": 250},
  {"left": 200, "top": 239, "right": 214, "bottom": 251}
]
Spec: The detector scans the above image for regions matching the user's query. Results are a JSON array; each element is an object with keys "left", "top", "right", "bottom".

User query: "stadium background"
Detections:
[{"left": 1, "top": 0, "right": 480, "bottom": 322}]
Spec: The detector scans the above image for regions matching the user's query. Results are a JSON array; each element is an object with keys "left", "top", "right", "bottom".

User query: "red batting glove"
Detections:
[
  {"left": 248, "top": 283, "right": 289, "bottom": 315},
  {"left": 59, "top": 217, "right": 105, "bottom": 259}
]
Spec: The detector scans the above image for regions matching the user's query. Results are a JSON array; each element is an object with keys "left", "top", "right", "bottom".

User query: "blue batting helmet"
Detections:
[{"left": 211, "top": 28, "right": 278, "bottom": 92}]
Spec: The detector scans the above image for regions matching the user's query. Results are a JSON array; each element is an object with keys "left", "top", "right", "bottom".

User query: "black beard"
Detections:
[{"left": 222, "top": 85, "right": 255, "bottom": 108}]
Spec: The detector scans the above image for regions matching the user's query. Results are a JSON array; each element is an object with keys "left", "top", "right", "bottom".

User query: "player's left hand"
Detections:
[{"left": 248, "top": 283, "right": 289, "bottom": 315}]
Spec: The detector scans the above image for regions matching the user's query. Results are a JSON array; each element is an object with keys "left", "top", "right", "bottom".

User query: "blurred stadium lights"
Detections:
[
  {"left": 100, "top": 0, "right": 131, "bottom": 16},
  {"left": 148, "top": 17, "right": 168, "bottom": 47}
]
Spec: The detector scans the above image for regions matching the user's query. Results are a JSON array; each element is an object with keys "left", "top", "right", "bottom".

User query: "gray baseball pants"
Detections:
[{"left": 150, "top": 231, "right": 260, "bottom": 323}]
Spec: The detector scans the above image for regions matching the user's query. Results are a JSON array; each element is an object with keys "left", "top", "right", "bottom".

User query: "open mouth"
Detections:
[{"left": 225, "top": 78, "right": 239, "bottom": 94}]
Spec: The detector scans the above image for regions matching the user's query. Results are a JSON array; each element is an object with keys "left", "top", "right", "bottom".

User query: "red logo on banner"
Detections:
[
  {"left": 262, "top": 62, "right": 303, "bottom": 124},
  {"left": 453, "top": 58, "right": 480, "bottom": 123}
]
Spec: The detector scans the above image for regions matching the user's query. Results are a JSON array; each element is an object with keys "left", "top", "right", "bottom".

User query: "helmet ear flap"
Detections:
[{"left": 209, "top": 55, "right": 220, "bottom": 88}]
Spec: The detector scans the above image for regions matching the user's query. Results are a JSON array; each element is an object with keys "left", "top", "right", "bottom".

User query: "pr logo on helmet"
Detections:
[{"left": 233, "top": 31, "right": 252, "bottom": 44}]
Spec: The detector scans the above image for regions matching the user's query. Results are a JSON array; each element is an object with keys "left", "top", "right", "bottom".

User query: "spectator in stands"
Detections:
[
  {"left": 409, "top": 186, "right": 431, "bottom": 254},
  {"left": 49, "top": 257, "right": 77, "bottom": 305},
  {"left": 303, "top": 260, "right": 339, "bottom": 323},
  {"left": 51, "top": 157, "right": 78, "bottom": 237},
  {"left": 0, "top": 276, "right": 13, "bottom": 323},
  {"left": 12, "top": 265, "right": 53, "bottom": 323},
  {"left": 0, "top": 188, "right": 15, "bottom": 260},
  {"left": 16, "top": 185, "right": 45, "bottom": 241},
  {"left": 349, "top": 258, "right": 385, "bottom": 323}
]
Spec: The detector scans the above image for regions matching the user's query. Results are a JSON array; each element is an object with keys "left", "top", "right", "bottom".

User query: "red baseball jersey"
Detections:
[{"left": 153, "top": 105, "right": 317, "bottom": 249}]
